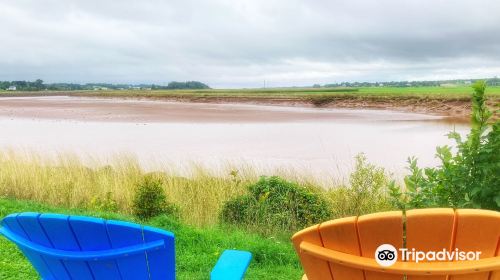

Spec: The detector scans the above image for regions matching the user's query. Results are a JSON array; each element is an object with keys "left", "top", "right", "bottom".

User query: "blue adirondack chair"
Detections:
[{"left": 0, "top": 212, "right": 252, "bottom": 280}]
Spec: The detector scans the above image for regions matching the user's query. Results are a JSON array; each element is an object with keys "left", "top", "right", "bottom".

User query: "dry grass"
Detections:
[
  {"left": 0, "top": 150, "right": 396, "bottom": 227},
  {"left": 0, "top": 150, "right": 257, "bottom": 226}
]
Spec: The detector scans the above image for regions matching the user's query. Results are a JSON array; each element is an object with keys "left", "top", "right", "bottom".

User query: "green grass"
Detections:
[
  {"left": 359, "top": 86, "right": 500, "bottom": 96},
  {"left": 0, "top": 198, "right": 303, "bottom": 280}
]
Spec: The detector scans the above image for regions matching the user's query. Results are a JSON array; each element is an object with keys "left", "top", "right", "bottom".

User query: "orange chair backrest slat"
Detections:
[
  {"left": 292, "top": 224, "right": 333, "bottom": 280},
  {"left": 406, "top": 208, "right": 455, "bottom": 280},
  {"left": 451, "top": 209, "right": 500, "bottom": 280},
  {"left": 357, "top": 211, "right": 404, "bottom": 280},
  {"left": 319, "top": 217, "right": 364, "bottom": 280},
  {"left": 292, "top": 208, "right": 500, "bottom": 280}
]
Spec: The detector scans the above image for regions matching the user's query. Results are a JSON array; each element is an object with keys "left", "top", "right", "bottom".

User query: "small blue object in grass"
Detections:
[
  {"left": 0, "top": 212, "right": 252, "bottom": 280},
  {"left": 211, "top": 250, "right": 253, "bottom": 280}
]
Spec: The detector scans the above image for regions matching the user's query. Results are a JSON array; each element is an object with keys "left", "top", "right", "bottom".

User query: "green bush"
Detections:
[
  {"left": 89, "top": 191, "right": 118, "bottom": 212},
  {"left": 221, "top": 176, "right": 332, "bottom": 233},
  {"left": 133, "top": 174, "right": 176, "bottom": 220},
  {"left": 392, "top": 81, "right": 500, "bottom": 210},
  {"left": 327, "top": 154, "right": 394, "bottom": 217}
]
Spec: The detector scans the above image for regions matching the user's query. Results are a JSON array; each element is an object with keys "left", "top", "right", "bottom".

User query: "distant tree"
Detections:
[
  {"left": 0, "top": 81, "right": 10, "bottom": 90},
  {"left": 34, "top": 79, "right": 44, "bottom": 90},
  {"left": 165, "top": 81, "right": 210, "bottom": 89},
  {"left": 12, "top": 81, "right": 27, "bottom": 88}
]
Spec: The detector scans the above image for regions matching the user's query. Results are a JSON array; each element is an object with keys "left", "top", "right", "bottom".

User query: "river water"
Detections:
[{"left": 0, "top": 96, "right": 469, "bottom": 183}]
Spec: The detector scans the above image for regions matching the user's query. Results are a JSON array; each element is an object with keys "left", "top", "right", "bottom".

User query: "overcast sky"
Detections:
[{"left": 1, "top": 0, "right": 499, "bottom": 88}]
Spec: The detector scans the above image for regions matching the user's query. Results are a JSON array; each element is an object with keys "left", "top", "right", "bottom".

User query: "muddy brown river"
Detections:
[{"left": 0, "top": 96, "right": 469, "bottom": 183}]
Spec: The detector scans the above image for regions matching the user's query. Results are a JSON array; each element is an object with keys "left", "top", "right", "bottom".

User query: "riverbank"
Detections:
[{"left": 2, "top": 86, "right": 499, "bottom": 121}]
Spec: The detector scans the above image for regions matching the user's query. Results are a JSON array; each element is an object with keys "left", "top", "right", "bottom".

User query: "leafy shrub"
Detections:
[
  {"left": 89, "top": 191, "right": 118, "bottom": 212},
  {"left": 133, "top": 174, "right": 177, "bottom": 220},
  {"left": 221, "top": 176, "right": 332, "bottom": 233},
  {"left": 391, "top": 81, "right": 500, "bottom": 210},
  {"left": 327, "top": 154, "right": 394, "bottom": 217}
]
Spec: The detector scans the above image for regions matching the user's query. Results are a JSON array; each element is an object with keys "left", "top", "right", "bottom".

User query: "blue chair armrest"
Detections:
[
  {"left": 210, "top": 250, "right": 252, "bottom": 280},
  {"left": 0, "top": 227, "right": 165, "bottom": 261}
]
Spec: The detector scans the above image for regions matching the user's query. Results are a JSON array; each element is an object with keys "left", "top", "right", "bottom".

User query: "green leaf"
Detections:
[{"left": 495, "top": 195, "right": 500, "bottom": 207}]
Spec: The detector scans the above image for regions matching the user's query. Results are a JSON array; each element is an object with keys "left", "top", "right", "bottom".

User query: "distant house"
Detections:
[{"left": 7, "top": 86, "right": 16, "bottom": 91}]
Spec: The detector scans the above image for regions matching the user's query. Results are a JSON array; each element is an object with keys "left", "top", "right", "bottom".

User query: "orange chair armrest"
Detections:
[{"left": 300, "top": 242, "right": 500, "bottom": 276}]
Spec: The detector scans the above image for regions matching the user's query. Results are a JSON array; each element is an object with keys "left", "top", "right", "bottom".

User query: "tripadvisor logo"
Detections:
[
  {"left": 375, "top": 244, "right": 482, "bottom": 267},
  {"left": 375, "top": 244, "right": 398, "bottom": 267}
]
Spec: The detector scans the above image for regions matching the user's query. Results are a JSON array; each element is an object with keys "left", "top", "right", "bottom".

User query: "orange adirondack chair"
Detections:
[{"left": 292, "top": 208, "right": 500, "bottom": 280}]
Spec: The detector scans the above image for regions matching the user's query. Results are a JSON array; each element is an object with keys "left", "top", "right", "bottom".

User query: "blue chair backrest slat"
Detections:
[
  {"left": 106, "top": 220, "right": 150, "bottom": 280},
  {"left": 38, "top": 214, "right": 95, "bottom": 280},
  {"left": 69, "top": 216, "right": 122, "bottom": 279},
  {"left": 2, "top": 214, "right": 55, "bottom": 279},
  {"left": 143, "top": 225, "right": 175, "bottom": 280},
  {"left": 16, "top": 212, "right": 71, "bottom": 280}
]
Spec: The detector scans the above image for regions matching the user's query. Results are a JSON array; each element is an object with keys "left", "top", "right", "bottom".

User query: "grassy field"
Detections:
[
  {"left": 77, "top": 86, "right": 500, "bottom": 99},
  {"left": 0, "top": 198, "right": 302, "bottom": 279},
  {"left": 3, "top": 86, "right": 500, "bottom": 99}
]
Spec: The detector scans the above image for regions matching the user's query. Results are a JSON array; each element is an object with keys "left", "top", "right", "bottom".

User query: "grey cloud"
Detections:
[{"left": 0, "top": 0, "right": 499, "bottom": 87}]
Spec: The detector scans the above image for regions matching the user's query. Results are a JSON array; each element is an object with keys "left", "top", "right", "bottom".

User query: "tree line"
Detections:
[
  {"left": 322, "top": 77, "right": 500, "bottom": 88},
  {"left": 0, "top": 80, "right": 210, "bottom": 91}
]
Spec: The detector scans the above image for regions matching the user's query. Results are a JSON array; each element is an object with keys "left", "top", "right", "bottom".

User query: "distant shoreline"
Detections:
[
  {"left": 1, "top": 88, "right": 498, "bottom": 121},
  {"left": 114, "top": 94, "right": 474, "bottom": 122},
  {"left": 0, "top": 95, "right": 453, "bottom": 123}
]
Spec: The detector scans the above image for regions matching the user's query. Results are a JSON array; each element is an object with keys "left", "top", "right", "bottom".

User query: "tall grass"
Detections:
[
  {"left": 0, "top": 150, "right": 396, "bottom": 228},
  {"left": 0, "top": 150, "right": 254, "bottom": 226},
  {"left": 325, "top": 154, "right": 394, "bottom": 217}
]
